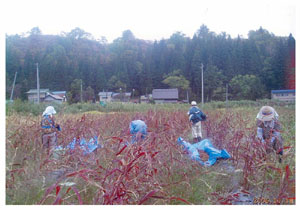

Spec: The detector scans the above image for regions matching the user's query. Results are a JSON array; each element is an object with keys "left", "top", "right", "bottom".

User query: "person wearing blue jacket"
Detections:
[
  {"left": 187, "top": 101, "right": 206, "bottom": 143},
  {"left": 130, "top": 120, "right": 147, "bottom": 143}
]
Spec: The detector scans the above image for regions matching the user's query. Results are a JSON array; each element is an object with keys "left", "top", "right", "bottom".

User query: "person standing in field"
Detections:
[
  {"left": 256, "top": 106, "right": 284, "bottom": 162},
  {"left": 41, "top": 106, "right": 60, "bottom": 154},
  {"left": 187, "top": 101, "right": 206, "bottom": 143}
]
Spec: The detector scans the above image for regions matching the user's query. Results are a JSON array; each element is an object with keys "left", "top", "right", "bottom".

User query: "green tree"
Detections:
[
  {"left": 229, "top": 74, "right": 266, "bottom": 100},
  {"left": 204, "top": 64, "right": 225, "bottom": 101},
  {"left": 67, "top": 79, "right": 82, "bottom": 104},
  {"left": 29, "top": 27, "right": 42, "bottom": 36},
  {"left": 83, "top": 86, "right": 95, "bottom": 102},
  {"left": 107, "top": 76, "right": 126, "bottom": 92},
  {"left": 67, "top": 27, "right": 93, "bottom": 40},
  {"left": 162, "top": 69, "right": 190, "bottom": 99},
  {"left": 5, "top": 25, "right": 293, "bottom": 102}
]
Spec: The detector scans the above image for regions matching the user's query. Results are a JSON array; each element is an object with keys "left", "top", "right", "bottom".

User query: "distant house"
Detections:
[
  {"left": 140, "top": 94, "right": 152, "bottom": 103},
  {"left": 26, "top": 89, "right": 67, "bottom": 103},
  {"left": 112, "top": 92, "right": 132, "bottom": 102},
  {"left": 52, "top": 91, "right": 67, "bottom": 102},
  {"left": 152, "top": 88, "right": 179, "bottom": 104},
  {"left": 271, "top": 89, "right": 295, "bottom": 101},
  {"left": 44, "top": 93, "right": 64, "bottom": 104},
  {"left": 98, "top": 92, "right": 113, "bottom": 102},
  {"left": 26, "top": 89, "right": 49, "bottom": 103}
]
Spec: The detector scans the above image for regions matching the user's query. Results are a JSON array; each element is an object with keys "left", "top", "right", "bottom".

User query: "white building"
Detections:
[
  {"left": 98, "top": 92, "right": 113, "bottom": 102},
  {"left": 271, "top": 90, "right": 295, "bottom": 101}
]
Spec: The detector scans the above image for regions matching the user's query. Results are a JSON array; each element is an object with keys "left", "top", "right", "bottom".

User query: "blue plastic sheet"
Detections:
[
  {"left": 53, "top": 136, "right": 101, "bottom": 157},
  {"left": 177, "top": 137, "right": 231, "bottom": 166},
  {"left": 130, "top": 120, "right": 147, "bottom": 143},
  {"left": 66, "top": 136, "right": 101, "bottom": 155}
]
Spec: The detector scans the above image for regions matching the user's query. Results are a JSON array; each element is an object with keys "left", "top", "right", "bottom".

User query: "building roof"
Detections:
[
  {"left": 26, "top": 89, "right": 49, "bottom": 94},
  {"left": 271, "top": 89, "right": 295, "bottom": 94},
  {"left": 44, "top": 93, "right": 64, "bottom": 100},
  {"left": 152, "top": 88, "right": 178, "bottom": 99},
  {"left": 52, "top": 91, "right": 66, "bottom": 95},
  {"left": 98, "top": 92, "right": 113, "bottom": 96},
  {"left": 112, "top": 92, "right": 132, "bottom": 98}
]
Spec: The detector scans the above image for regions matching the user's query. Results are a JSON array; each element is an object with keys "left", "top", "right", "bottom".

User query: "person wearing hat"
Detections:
[
  {"left": 187, "top": 101, "right": 206, "bottom": 143},
  {"left": 256, "top": 106, "right": 284, "bottom": 161},
  {"left": 41, "top": 106, "right": 60, "bottom": 153}
]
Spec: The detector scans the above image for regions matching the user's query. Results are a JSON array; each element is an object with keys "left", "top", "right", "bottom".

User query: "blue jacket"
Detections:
[{"left": 188, "top": 106, "right": 206, "bottom": 124}]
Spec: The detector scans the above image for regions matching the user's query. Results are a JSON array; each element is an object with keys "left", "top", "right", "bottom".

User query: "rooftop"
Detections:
[
  {"left": 26, "top": 89, "right": 49, "bottom": 94},
  {"left": 152, "top": 88, "right": 178, "bottom": 99},
  {"left": 98, "top": 92, "right": 113, "bottom": 96},
  {"left": 52, "top": 91, "right": 66, "bottom": 94},
  {"left": 271, "top": 89, "right": 295, "bottom": 94},
  {"left": 45, "top": 93, "right": 64, "bottom": 100}
]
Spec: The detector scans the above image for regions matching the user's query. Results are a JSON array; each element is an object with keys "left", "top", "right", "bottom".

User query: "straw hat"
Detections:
[{"left": 257, "top": 106, "right": 275, "bottom": 121}]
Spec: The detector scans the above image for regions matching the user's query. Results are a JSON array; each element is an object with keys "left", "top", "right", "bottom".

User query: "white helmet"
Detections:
[
  {"left": 43, "top": 106, "right": 57, "bottom": 116},
  {"left": 191, "top": 101, "right": 197, "bottom": 106}
]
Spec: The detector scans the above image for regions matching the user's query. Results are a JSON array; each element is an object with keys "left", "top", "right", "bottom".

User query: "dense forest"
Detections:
[{"left": 6, "top": 25, "right": 295, "bottom": 103}]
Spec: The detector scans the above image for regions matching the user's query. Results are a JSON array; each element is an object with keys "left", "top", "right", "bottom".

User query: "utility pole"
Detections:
[
  {"left": 10, "top": 71, "right": 17, "bottom": 101},
  {"left": 186, "top": 89, "right": 189, "bottom": 103},
  {"left": 226, "top": 83, "right": 228, "bottom": 109},
  {"left": 106, "top": 90, "right": 108, "bottom": 103},
  {"left": 201, "top": 63, "right": 204, "bottom": 108},
  {"left": 80, "top": 80, "right": 83, "bottom": 102},
  {"left": 132, "top": 89, "right": 135, "bottom": 100},
  {"left": 132, "top": 88, "right": 135, "bottom": 112},
  {"left": 36, "top": 63, "right": 40, "bottom": 104}
]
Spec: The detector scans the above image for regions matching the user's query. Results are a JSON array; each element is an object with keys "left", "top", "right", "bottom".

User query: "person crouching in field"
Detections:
[
  {"left": 256, "top": 106, "right": 284, "bottom": 162},
  {"left": 187, "top": 101, "right": 206, "bottom": 143},
  {"left": 41, "top": 106, "right": 60, "bottom": 155},
  {"left": 130, "top": 120, "right": 147, "bottom": 143}
]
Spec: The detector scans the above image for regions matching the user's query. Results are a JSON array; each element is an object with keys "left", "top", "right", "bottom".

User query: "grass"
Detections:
[
  {"left": 6, "top": 103, "right": 295, "bottom": 205},
  {"left": 6, "top": 98, "right": 295, "bottom": 116}
]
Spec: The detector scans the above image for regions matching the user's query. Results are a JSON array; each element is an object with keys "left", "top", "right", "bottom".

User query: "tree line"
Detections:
[{"left": 6, "top": 25, "right": 295, "bottom": 103}]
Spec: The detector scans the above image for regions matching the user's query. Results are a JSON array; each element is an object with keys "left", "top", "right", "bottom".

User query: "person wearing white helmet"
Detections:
[
  {"left": 41, "top": 106, "right": 60, "bottom": 154},
  {"left": 187, "top": 101, "right": 206, "bottom": 143},
  {"left": 256, "top": 106, "right": 284, "bottom": 162}
]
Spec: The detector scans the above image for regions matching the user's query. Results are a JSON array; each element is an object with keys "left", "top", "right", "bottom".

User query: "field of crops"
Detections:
[{"left": 6, "top": 105, "right": 295, "bottom": 205}]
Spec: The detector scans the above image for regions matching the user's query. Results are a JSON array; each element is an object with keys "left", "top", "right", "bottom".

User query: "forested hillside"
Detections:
[{"left": 6, "top": 25, "right": 295, "bottom": 102}]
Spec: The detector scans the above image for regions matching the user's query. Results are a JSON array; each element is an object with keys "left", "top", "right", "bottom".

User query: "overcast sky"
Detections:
[{"left": 1, "top": 0, "right": 297, "bottom": 42}]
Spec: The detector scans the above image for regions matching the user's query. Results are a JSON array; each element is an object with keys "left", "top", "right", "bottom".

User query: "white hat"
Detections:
[
  {"left": 43, "top": 106, "right": 56, "bottom": 116},
  {"left": 191, "top": 101, "right": 197, "bottom": 106}
]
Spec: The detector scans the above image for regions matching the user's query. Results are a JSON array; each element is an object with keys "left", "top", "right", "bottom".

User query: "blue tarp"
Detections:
[
  {"left": 67, "top": 136, "right": 101, "bottom": 154},
  {"left": 130, "top": 120, "right": 147, "bottom": 143},
  {"left": 177, "top": 137, "right": 231, "bottom": 166},
  {"left": 54, "top": 136, "right": 101, "bottom": 156}
]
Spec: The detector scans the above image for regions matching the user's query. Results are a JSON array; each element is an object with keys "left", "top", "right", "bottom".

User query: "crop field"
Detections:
[{"left": 6, "top": 105, "right": 295, "bottom": 205}]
